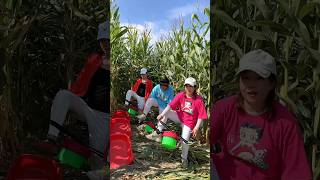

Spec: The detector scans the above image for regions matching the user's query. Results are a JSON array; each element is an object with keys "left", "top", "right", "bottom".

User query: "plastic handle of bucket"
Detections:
[
  {"left": 158, "top": 121, "right": 188, "bottom": 144},
  {"left": 50, "top": 120, "right": 104, "bottom": 158}
]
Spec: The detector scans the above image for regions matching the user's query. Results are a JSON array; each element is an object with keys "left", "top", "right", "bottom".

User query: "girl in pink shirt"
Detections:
[
  {"left": 146, "top": 77, "right": 207, "bottom": 167},
  {"left": 210, "top": 49, "right": 312, "bottom": 179}
]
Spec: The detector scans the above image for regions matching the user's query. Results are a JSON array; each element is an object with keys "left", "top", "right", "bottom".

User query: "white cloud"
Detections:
[
  {"left": 167, "top": 1, "right": 208, "bottom": 20},
  {"left": 121, "top": 21, "right": 171, "bottom": 45},
  {"left": 168, "top": 4, "right": 195, "bottom": 20}
]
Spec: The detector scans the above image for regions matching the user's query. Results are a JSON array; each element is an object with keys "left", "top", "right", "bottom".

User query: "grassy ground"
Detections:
[{"left": 110, "top": 120, "right": 210, "bottom": 180}]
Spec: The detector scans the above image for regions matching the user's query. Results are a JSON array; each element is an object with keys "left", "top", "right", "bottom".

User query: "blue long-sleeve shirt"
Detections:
[{"left": 150, "top": 84, "right": 174, "bottom": 110}]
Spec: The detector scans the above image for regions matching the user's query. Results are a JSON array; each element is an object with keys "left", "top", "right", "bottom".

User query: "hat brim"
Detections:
[
  {"left": 184, "top": 83, "right": 196, "bottom": 87},
  {"left": 237, "top": 65, "right": 271, "bottom": 78}
]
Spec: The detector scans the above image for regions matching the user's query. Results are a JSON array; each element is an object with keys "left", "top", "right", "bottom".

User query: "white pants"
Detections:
[
  {"left": 47, "top": 90, "right": 108, "bottom": 169},
  {"left": 157, "top": 110, "right": 192, "bottom": 160},
  {"left": 125, "top": 90, "right": 145, "bottom": 110},
  {"left": 143, "top": 98, "right": 164, "bottom": 115}
]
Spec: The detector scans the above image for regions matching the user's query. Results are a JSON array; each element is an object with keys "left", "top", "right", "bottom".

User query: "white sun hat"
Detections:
[
  {"left": 184, "top": 77, "right": 197, "bottom": 87},
  {"left": 140, "top": 68, "right": 148, "bottom": 75},
  {"left": 237, "top": 49, "right": 276, "bottom": 78}
]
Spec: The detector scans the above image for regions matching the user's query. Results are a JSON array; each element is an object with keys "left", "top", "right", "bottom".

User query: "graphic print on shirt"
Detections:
[
  {"left": 156, "top": 91, "right": 168, "bottom": 102},
  {"left": 229, "top": 123, "right": 269, "bottom": 170},
  {"left": 181, "top": 100, "right": 193, "bottom": 115}
]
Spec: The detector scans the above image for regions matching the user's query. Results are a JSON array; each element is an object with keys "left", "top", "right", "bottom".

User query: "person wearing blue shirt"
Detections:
[{"left": 136, "top": 77, "right": 174, "bottom": 122}]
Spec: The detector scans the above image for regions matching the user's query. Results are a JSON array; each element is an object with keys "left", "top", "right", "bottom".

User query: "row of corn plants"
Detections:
[{"left": 211, "top": 0, "right": 320, "bottom": 178}]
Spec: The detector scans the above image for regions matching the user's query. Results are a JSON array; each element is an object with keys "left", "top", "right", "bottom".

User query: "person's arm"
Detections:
[
  {"left": 132, "top": 79, "right": 140, "bottom": 91},
  {"left": 194, "top": 118, "right": 203, "bottom": 130},
  {"left": 150, "top": 86, "right": 157, "bottom": 99},
  {"left": 157, "top": 105, "right": 171, "bottom": 120},
  {"left": 192, "top": 118, "right": 203, "bottom": 138},
  {"left": 166, "top": 87, "right": 175, "bottom": 104},
  {"left": 157, "top": 92, "right": 181, "bottom": 121},
  {"left": 69, "top": 53, "right": 101, "bottom": 97},
  {"left": 192, "top": 98, "right": 207, "bottom": 137},
  {"left": 145, "top": 80, "right": 153, "bottom": 100},
  {"left": 280, "top": 121, "right": 312, "bottom": 179},
  {"left": 210, "top": 102, "right": 224, "bottom": 153}
]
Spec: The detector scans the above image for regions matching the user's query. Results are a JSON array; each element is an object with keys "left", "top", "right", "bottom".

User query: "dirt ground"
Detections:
[{"left": 110, "top": 121, "right": 210, "bottom": 180}]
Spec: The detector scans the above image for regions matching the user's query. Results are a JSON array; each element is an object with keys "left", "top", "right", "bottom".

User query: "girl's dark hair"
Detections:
[{"left": 237, "top": 74, "right": 278, "bottom": 120}]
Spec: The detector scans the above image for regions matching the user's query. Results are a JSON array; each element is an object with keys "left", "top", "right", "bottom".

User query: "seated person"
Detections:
[
  {"left": 136, "top": 76, "right": 174, "bottom": 123},
  {"left": 46, "top": 21, "right": 110, "bottom": 171},
  {"left": 124, "top": 68, "right": 153, "bottom": 110}
]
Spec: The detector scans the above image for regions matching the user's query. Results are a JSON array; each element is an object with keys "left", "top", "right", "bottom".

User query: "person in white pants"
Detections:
[
  {"left": 46, "top": 21, "right": 110, "bottom": 172},
  {"left": 146, "top": 77, "right": 208, "bottom": 168},
  {"left": 136, "top": 77, "right": 174, "bottom": 123},
  {"left": 125, "top": 68, "right": 153, "bottom": 110}
]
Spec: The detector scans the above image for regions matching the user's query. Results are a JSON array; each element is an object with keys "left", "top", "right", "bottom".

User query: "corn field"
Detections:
[
  {"left": 110, "top": 3, "right": 210, "bottom": 138},
  {"left": 211, "top": 0, "right": 320, "bottom": 179},
  {"left": 0, "top": 0, "right": 107, "bottom": 172}
]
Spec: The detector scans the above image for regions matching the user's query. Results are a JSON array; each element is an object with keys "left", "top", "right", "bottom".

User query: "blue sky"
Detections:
[{"left": 112, "top": 0, "right": 209, "bottom": 44}]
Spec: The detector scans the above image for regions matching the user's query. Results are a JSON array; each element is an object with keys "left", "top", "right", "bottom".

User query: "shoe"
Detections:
[
  {"left": 136, "top": 114, "right": 146, "bottom": 123},
  {"left": 145, "top": 130, "right": 162, "bottom": 142},
  {"left": 181, "top": 158, "right": 188, "bottom": 168}
]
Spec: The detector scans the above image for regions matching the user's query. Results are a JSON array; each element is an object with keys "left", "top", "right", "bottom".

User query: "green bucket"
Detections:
[
  {"left": 128, "top": 108, "right": 137, "bottom": 116},
  {"left": 145, "top": 125, "right": 154, "bottom": 133},
  {"left": 58, "top": 148, "right": 87, "bottom": 169},
  {"left": 161, "top": 131, "right": 178, "bottom": 150}
]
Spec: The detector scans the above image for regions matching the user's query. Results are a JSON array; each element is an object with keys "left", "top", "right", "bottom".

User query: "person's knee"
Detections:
[
  {"left": 146, "top": 98, "right": 156, "bottom": 106},
  {"left": 55, "top": 89, "right": 73, "bottom": 100},
  {"left": 138, "top": 105, "right": 144, "bottom": 110},
  {"left": 127, "top": 90, "right": 133, "bottom": 95}
]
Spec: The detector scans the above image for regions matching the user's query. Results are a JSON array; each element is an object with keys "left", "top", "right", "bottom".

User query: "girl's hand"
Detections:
[
  {"left": 157, "top": 114, "right": 164, "bottom": 121},
  {"left": 192, "top": 128, "right": 199, "bottom": 138}
]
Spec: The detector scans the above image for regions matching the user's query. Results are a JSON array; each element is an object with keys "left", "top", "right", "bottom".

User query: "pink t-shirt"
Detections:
[
  {"left": 210, "top": 95, "right": 312, "bottom": 180},
  {"left": 169, "top": 92, "right": 207, "bottom": 129}
]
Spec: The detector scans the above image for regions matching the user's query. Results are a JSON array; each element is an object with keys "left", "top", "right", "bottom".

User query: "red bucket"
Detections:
[
  {"left": 110, "top": 134, "right": 134, "bottom": 170},
  {"left": 6, "top": 154, "right": 63, "bottom": 180},
  {"left": 112, "top": 110, "right": 130, "bottom": 119},
  {"left": 111, "top": 117, "right": 130, "bottom": 125},
  {"left": 110, "top": 122, "right": 132, "bottom": 138}
]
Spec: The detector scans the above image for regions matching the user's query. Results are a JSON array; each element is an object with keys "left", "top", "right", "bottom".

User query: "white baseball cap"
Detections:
[
  {"left": 184, "top": 77, "right": 197, "bottom": 87},
  {"left": 97, "top": 21, "right": 110, "bottom": 40},
  {"left": 237, "top": 49, "right": 276, "bottom": 78},
  {"left": 140, "top": 68, "right": 147, "bottom": 75}
]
